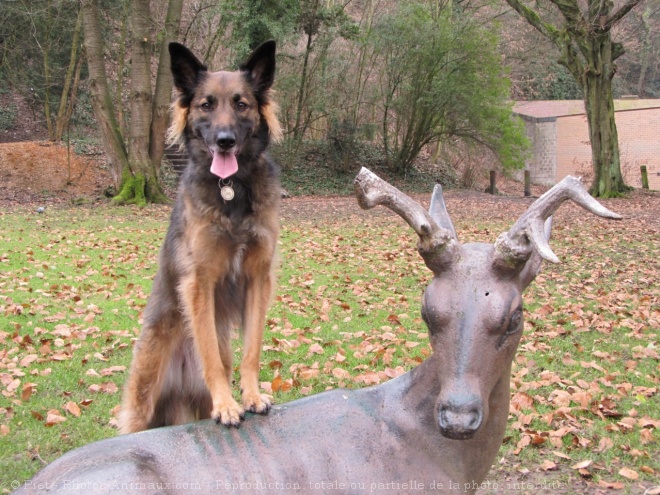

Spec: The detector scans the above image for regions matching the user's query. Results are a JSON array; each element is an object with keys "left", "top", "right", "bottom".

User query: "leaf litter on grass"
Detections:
[{"left": 0, "top": 190, "right": 658, "bottom": 494}]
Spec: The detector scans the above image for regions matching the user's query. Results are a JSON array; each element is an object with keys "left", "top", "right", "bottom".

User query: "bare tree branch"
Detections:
[
  {"left": 548, "top": 0, "right": 587, "bottom": 29},
  {"left": 503, "top": 0, "right": 563, "bottom": 47},
  {"left": 606, "top": 0, "right": 645, "bottom": 29}
]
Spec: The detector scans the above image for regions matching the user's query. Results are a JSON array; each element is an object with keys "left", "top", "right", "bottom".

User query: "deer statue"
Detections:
[{"left": 14, "top": 168, "right": 621, "bottom": 495}]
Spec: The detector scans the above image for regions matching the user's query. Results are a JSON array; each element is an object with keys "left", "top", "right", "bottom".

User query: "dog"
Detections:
[{"left": 119, "top": 40, "right": 282, "bottom": 432}]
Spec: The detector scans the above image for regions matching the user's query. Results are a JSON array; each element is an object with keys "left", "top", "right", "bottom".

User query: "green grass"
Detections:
[{"left": 0, "top": 199, "right": 657, "bottom": 493}]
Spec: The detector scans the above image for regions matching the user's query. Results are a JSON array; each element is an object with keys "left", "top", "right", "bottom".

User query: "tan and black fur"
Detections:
[{"left": 119, "top": 41, "right": 282, "bottom": 432}]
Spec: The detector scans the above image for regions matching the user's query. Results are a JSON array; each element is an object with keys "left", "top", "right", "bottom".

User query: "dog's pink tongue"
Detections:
[{"left": 210, "top": 150, "right": 238, "bottom": 179}]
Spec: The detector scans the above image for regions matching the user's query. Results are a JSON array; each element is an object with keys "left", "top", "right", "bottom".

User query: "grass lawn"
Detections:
[{"left": 0, "top": 191, "right": 658, "bottom": 494}]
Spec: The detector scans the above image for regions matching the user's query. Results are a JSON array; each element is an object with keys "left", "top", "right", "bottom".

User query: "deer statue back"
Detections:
[{"left": 14, "top": 168, "right": 621, "bottom": 495}]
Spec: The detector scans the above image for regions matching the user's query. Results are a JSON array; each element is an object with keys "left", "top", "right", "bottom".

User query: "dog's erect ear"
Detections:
[
  {"left": 240, "top": 40, "right": 276, "bottom": 94},
  {"left": 169, "top": 42, "right": 207, "bottom": 99}
]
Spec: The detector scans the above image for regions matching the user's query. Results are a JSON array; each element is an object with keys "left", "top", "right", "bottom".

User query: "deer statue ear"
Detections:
[
  {"left": 240, "top": 40, "right": 276, "bottom": 94},
  {"left": 518, "top": 217, "right": 552, "bottom": 289},
  {"left": 429, "top": 184, "right": 458, "bottom": 242},
  {"left": 169, "top": 42, "right": 207, "bottom": 101}
]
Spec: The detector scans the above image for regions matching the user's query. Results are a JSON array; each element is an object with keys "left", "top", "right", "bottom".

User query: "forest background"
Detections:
[{"left": 0, "top": 0, "right": 658, "bottom": 201}]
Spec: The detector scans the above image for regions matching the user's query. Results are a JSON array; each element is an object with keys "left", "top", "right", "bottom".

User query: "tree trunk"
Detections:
[
  {"left": 113, "top": 0, "right": 168, "bottom": 205},
  {"left": 65, "top": 49, "right": 84, "bottom": 129},
  {"left": 54, "top": 9, "right": 83, "bottom": 142},
  {"left": 636, "top": 6, "right": 652, "bottom": 97},
  {"left": 293, "top": 30, "right": 314, "bottom": 143},
  {"left": 41, "top": 0, "right": 54, "bottom": 140},
  {"left": 81, "top": 0, "right": 129, "bottom": 188},
  {"left": 582, "top": 37, "right": 626, "bottom": 197},
  {"left": 116, "top": 3, "right": 129, "bottom": 137},
  {"left": 149, "top": 0, "right": 184, "bottom": 169},
  {"left": 43, "top": 46, "right": 54, "bottom": 140}
]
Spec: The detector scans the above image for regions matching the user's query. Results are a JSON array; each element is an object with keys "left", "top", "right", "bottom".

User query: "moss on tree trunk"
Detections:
[
  {"left": 111, "top": 167, "right": 169, "bottom": 206},
  {"left": 112, "top": 169, "right": 147, "bottom": 206}
]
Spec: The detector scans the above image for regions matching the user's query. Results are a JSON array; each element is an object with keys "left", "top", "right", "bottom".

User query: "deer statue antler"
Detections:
[
  {"left": 494, "top": 176, "right": 622, "bottom": 267},
  {"left": 354, "top": 168, "right": 457, "bottom": 272}
]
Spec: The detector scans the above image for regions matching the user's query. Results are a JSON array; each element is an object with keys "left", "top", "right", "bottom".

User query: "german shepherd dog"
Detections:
[{"left": 119, "top": 41, "right": 282, "bottom": 432}]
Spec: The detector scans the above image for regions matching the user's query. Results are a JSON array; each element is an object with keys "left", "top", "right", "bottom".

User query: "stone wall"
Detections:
[{"left": 517, "top": 116, "right": 557, "bottom": 186}]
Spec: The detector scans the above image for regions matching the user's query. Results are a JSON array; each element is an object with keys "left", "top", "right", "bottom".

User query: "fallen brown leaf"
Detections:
[
  {"left": 88, "top": 382, "right": 118, "bottom": 394},
  {"left": 260, "top": 381, "right": 273, "bottom": 394},
  {"left": 332, "top": 368, "right": 351, "bottom": 380},
  {"left": 100, "top": 365, "right": 127, "bottom": 376},
  {"left": 640, "top": 428, "right": 654, "bottom": 445},
  {"left": 64, "top": 401, "right": 81, "bottom": 417},
  {"left": 299, "top": 368, "right": 319, "bottom": 380},
  {"left": 510, "top": 392, "right": 534, "bottom": 412},
  {"left": 270, "top": 375, "right": 283, "bottom": 392},
  {"left": 577, "top": 468, "right": 592, "bottom": 479},
  {"left": 595, "top": 436, "right": 614, "bottom": 452},
  {"left": 572, "top": 459, "right": 593, "bottom": 470},
  {"left": 307, "top": 343, "right": 324, "bottom": 356},
  {"left": 21, "top": 383, "right": 37, "bottom": 401},
  {"left": 6, "top": 378, "right": 20, "bottom": 393},
  {"left": 45, "top": 409, "right": 66, "bottom": 427},
  {"left": 618, "top": 467, "right": 638, "bottom": 480},
  {"left": 19, "top": 354, "right": 38, "bottom": 367}
]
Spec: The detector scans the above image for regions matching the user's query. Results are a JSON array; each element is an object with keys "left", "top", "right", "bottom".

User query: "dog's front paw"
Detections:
[
  {"left": 243, "top": 392, "right": 272, "bottom": 414},
  {"left": 212, "top": 400, "right": 245, "bottom": 427}
]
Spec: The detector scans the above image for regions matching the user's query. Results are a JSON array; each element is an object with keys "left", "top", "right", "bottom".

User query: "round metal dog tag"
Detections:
[{"left": 220, "top": 183, "right": 235, "bottom": 201}]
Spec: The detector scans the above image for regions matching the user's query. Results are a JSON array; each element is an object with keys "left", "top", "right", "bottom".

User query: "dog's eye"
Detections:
[
  {"left": 200, "top": 101, "right": 211, "bottom": 110},
  {"left": 236, "top": 101, "right": 247, "bottom": 110}
]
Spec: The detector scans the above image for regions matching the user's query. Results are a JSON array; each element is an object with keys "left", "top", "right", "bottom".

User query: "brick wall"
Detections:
[
  {"left": 556, "top": 108, "right": 660, "bottom": 190},
  {"left": 556, "top": 114, "right": 592, "bottom": 182},
  {"left": 616, "top": 108, "right": 660, "bottom": 190}
]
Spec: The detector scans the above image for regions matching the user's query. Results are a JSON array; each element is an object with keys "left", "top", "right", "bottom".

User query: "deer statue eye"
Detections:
[{"left": 506, "top": 310, "right": 522, "bottom": 335}]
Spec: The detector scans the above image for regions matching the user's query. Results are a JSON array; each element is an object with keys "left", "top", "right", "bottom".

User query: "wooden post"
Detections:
[
  {"left": 489, "top": 171, "right": 496, "bottom": 195},
  {"left": 640, "top": 165, "right": 649, "bottom": 190},
  {"left": 524, "top": 170, "right": 531, "bottom": 197}
]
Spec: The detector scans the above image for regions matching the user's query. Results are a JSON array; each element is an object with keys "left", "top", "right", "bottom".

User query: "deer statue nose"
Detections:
[
  {"left": 216, "top": 131, "right": 236, "bottom": 150},
  {"left": 437, "top": 394, "right": 484, "bottom": 440}
]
